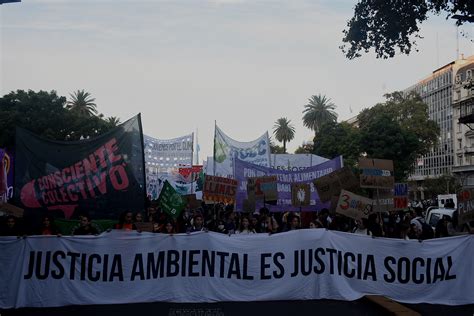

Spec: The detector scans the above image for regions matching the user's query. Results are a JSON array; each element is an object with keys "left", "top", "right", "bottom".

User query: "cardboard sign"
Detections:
[
  {"left": 0, "top": 203, "right": 24, "bottom": 217},
  {"left": 313, "top": 166, "right": 359, "bottom": 202},
  {"left": 178, "top": 165, "right": 203, "bottom": 178},
  {"left": 359, "top": 158, "right": 395, "bottom": 189},
  {"left": 291, "top": 183, "right": 310, "bottom": 207},
  {"left": 457, "top": 189, "right": 474, "bottom": 225},
  {"left": 203, "top": 175, "right": 238, "bottom": 204},
  {"left": 336, "top": 190, "right": 373, "bottom": 220},
  {"left": 183, "top": 194, "right": 200, "bottom": 210},
  {"left": 373, "top": 188, "right": 394, "bottom": 212},
  {"left": 247, "top": 176, "right": 278, "bottom": 203},
  {"left": 134, "top": 222, "right": 154, "bottom": 233},
  {"left": 242, "top": 198, "right": 256, "bottom": 213},
  {"left": 393, "top": 183, "right": 408, "bottom": 210}
]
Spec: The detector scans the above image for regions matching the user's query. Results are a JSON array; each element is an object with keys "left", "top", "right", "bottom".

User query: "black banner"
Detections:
[{"left": 14, "top": 114, "right": 145, "bottom": 220}]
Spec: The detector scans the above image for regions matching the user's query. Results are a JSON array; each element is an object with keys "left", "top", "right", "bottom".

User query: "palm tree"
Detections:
[
  {"left": 106, "top": 116, "right": 121, "bottom": 127},
  {"left": 302, "top": 94, "right": 338, "bottom": 137},
  {"left": 67, "top": 90, "right": 98, "bottom": 116},
  {"left": 273, "top": 117, "right": 295, "bottom": 153}
]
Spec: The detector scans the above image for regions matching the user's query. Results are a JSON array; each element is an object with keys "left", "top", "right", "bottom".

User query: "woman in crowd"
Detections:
[
  {"left": 236, "top": 217, "right": 256, "bottom": 234},
  {"left": 161, "top": 220, "right": 176, "bottom": 234},
  {"left": 115, "top": 211, "right": 136, "bottom": 231},
  {"left": 352, "top": 218, "right": 371, "bottom": 236},
  {"left": 38, "top": 215, "right": 60, "bottom": 236}
]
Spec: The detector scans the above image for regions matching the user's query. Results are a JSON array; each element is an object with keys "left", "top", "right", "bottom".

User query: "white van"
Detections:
[{"left": 437, "top": 194, "right": 457, "bottom": 209}]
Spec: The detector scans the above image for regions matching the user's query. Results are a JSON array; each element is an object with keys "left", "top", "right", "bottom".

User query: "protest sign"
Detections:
[
  {"left": 247, "top": 176, "right": 278, "bottom": 203},
  {"left": 457, "top": 189, "right": 474, "bottom": 225},
  {"left": 144, "top": 133, "right": 193, "bottom": 174},
  {"left": 0, "top": 149, "right": 14, "bottom": 204},
  {"left": 235, "top": 156, "right": 343, "bottom": 212},
  {"left": 394, "top": 183, "right": 409, "bottom": 210},
  {"left": 313, "top": 166, "right": 359, "bottom": 202},
  {"left": 1, "top": 230, "right": 473, "bottom": 308},
  {"left": 336, "top": 190, "right": 373, "bottom": 220},
  {"left": 14, "top": 115, "right": 145, "bottom": 219},
  {"left": 183, "top": 193, "right": 200, "bottom": 210},
  {"left": 359, "top": 158, "right": 394, "bottom": 189},
  {"left": 0, "top": 203, "right": 24, "bottom": 217},
  {"left": 157, "top": 180, "right": 185, "bottom": 219},
  {"left": 203, "top": 175, "right": 238, "bottom": 204},
  {"left": 178, "top": 165, "right": 203, "bottom": 178},
  {"left": 213, "top": 125, "right": 270, "bottom": 177},
  {"left": 291, "top": 183, "right": 311, "bottom": 207}
]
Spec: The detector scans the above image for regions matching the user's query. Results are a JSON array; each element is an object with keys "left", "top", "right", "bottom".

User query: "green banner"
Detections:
[{"left": 158, "top": 180, "right": 185, "bottom": 218}]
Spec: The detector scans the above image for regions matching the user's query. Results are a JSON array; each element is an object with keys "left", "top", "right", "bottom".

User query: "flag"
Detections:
[{"left": 157, "top": 180, "right": 185, "bottom": 218}]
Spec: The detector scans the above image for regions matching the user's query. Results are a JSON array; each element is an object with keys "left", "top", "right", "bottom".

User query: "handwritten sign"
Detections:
[
  {"left": 359, "top": 158, "right": 394, "bottom": 189},
  {"left": 336, "top": 190, "right": 373, "bottom": 220}
]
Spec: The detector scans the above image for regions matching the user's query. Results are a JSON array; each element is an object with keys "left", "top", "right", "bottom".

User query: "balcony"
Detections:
[
  {"left": 465, "top": 146, "right": 474, "bottom": 154},
  {"left": 459, "top": 98, "right": 474, "bottom": 124}
]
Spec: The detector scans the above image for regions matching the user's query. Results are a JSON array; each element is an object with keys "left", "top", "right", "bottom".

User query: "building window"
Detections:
[{"left": 467, "top": 70, "right": 472, "bottom": 80}]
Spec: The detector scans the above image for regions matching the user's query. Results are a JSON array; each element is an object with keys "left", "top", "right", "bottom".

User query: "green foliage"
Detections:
[
  {"left": 67, "top": 89, "right": 98, "bottom": 116},
  {"left": 358, "top": 91, "right": 439, "bottom": 181},
  {"left": 273, "top": 117, "right": 295, "bottom": 153},
  {"left": 423, "top": 175, "right": 462, "bottom": 199},
  {"left": 269, "top": 138, "right": 285, "bottom": 154},
  {"left": 313, "top": 122, "right": 361, "bottom": 168},
  {"left": 359, "top": 113, "right": 419, "bottom": 181},
  {"left": 341, "top": 0, "right": 474, "bottom": 59},
  {"left": 0, "top": 90, "right": 115, "bottom": 149},
  {"left": 302, "top": 94, "right": 338, "bottom": 137},
  {"left": 294, "top": 143, "right": 313, "bottom": 154},
  {"left": 106, "top": 116, "right": 121, "bottom": 127}
]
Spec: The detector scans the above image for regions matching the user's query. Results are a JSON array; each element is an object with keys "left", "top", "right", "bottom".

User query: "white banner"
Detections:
[
  {"left": 144, "top": 134, "right": 193, "bottom": 174},
  {"left": 1, "top": 230, "right": 473, "bottom": 308},
  {"left": 213, "top": 125, "right": 270, "bottom": 178},
  {"left": 270, "top": 154, "right": 328, "bottom": 171}
]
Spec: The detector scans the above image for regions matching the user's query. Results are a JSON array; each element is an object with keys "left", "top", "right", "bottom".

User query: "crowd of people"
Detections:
[{"left": 2, "top": 200, "right": 471, "bottom": 239}]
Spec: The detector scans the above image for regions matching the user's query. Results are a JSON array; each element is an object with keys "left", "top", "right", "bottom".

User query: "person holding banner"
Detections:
[
  {"left": 187, "top": 213, "right": 206, "bottom": 232},
  {"left": 236, "top": 217, "right": 256, "bottom": 234},
  {"left": 352, "top": 218, "right": 371, "bottom": 236},
  {"left": 284, "top": 213, "right": 300, "bottom": 232},
  {"left": 37, "top": 215, "right": 60, "bottom": 236},
  {"left": 115, "top": 211, "right": 137, "bottom": 231}
]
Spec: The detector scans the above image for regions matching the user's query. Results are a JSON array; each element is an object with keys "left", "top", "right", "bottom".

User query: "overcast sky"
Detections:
[{"left": 1, "top": 0, "right": 473, "bottom": 163}]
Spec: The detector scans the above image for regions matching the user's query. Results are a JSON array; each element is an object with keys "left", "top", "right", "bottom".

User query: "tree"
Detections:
[
  {"left": 358, "top": 92, "right": 439, "bottom": 180},
  {"left": 106, "top": 116, "right": 121, "bottom": 127},
  {"left": 358, "top": 91, "right": 439, "bottom": 155},
  {"left": 269, "top": 138, "right": 285, "bottom": 154},
  {"left": 67, "top": 90, "right": 98, "bottom": 116},
  {"left": 302, "top": 94, "right": 338, "bottom": 138},
  {"left": 272, "top": 117, "right": 295, "bottom": 153},
  {"left": 313, "top": 122, "right": 361, "bottom": 168},
  {"left": 341, "top": 0, "right": 474, "bottom": 59},
  {"left": 424, "top": 174, "right": 461, "bottom": 199},
  {"left": 0, "top": 90, "right": 113, "bottom": 149},
  {"left": 359, "top": 113, "right": 419, "bottom": 181},
  {"left": 294, "top": 142, "right": 313, "bottom": 154}
]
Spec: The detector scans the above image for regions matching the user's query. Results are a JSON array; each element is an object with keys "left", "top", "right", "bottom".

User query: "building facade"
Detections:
[
  {"left": 452, "top": 58, "right": 474, "bottom": 187},
  {"left": 405, "top": 56, "right": 474, "bottom": 198}
]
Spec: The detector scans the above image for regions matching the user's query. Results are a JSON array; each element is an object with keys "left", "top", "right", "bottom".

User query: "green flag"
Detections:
[{"left": 157, "top": 180, "right": 185, "bottom": 218}]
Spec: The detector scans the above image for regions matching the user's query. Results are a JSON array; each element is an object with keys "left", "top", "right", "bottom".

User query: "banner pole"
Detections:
[{"left": 213, "top": 121, "right": 217, "bottom": 176}]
